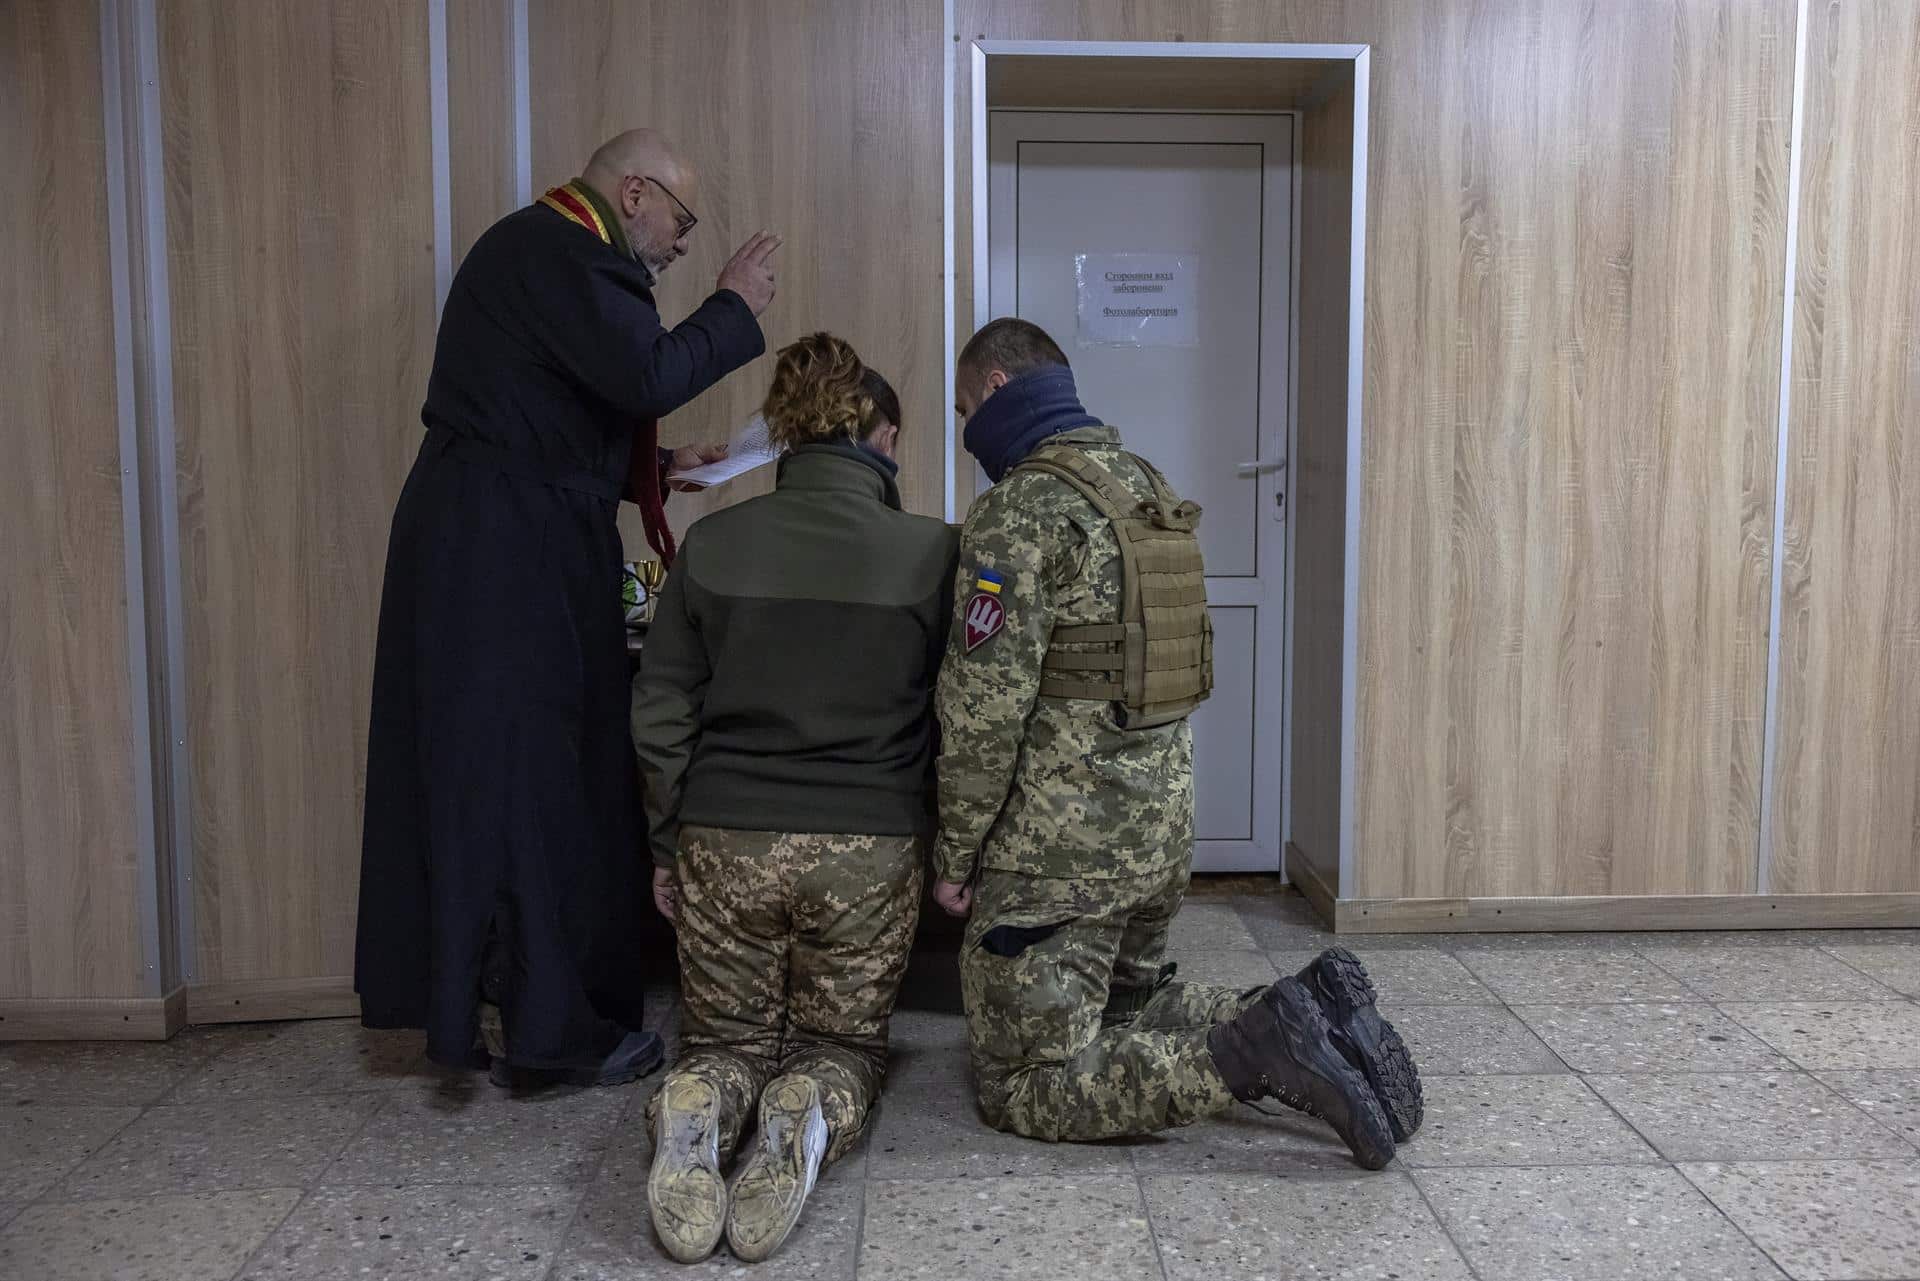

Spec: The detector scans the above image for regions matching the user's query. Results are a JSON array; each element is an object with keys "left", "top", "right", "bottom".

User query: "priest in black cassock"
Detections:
[{"left": 355, "top": 129, "right": 779, "bottom": 1083}]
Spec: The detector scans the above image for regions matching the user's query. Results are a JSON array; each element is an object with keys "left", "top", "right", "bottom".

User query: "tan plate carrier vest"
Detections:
[{"left": 1012, "top": 443, "right": 1214, "bottom": 730}]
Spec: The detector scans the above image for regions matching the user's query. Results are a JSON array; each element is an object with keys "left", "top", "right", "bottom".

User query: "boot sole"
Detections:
[
  {"left": 1316, "top": 947, "right": 1424, "bottom": 1143},
  {"left": 726, "top": 1078, "right": 828, "bottom": 1263},
  {"left": 648, "top": 1077, "right": 727, "bottom": 1263}
]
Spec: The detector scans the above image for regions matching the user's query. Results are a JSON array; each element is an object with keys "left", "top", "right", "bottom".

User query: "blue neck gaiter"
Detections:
[{"left": 962, "top": 364, "right": 1101, "bottom": 483}]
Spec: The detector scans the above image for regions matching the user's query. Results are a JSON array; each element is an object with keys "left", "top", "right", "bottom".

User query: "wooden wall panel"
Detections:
[
  {"left": 1770, "top": 0, "right": 1920, "bottom": 894},
  {"left": 529, "top": 0, "right": 946, "bottom": 525},
  {"left": 0, "top": 0, "right": 147, "bottom": 1001},
  {"left": 1287, "top": 77, "right": 1356, "bottom": 895},
  {"left": 956, "top": 0, "right": 1792, "bottom": 900},
  {"left": 448, "top": 0, "right": 515, "bottom": 264},
  {"left": 160, "top": 0, "right": 437, "bottom": 985},
  {"left": 1352, "top": 0, "right": 1790, "bottom": 899}
]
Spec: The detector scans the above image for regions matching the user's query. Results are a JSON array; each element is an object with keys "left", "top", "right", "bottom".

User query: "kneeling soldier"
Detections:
[{"left": 932, "top": 318, "right": 1423, "bottom": 1166}]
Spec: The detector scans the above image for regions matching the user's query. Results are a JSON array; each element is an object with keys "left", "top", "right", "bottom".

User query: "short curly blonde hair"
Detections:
[{"left": 761, "top": 332, "right": 874, "bottom": 452}]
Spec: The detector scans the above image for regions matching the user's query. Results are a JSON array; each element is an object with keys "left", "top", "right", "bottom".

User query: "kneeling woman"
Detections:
[{"left": 632, "top": 335, "right": 957, "bottom": 1263}]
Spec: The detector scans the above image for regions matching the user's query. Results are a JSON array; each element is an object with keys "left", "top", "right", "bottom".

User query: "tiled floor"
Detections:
[{"left": 3, "top": 888, "right": 1918, "bottom": 1281}]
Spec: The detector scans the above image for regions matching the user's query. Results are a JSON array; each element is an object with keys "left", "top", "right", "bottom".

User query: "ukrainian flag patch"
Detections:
[{"left": 973, "top": 567, "right": 1005, "bottom": 595}]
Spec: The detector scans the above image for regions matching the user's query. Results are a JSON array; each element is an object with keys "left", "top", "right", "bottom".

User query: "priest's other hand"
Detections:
[{"left": 668, "top": 442, "right": 729, "bottom": 491}]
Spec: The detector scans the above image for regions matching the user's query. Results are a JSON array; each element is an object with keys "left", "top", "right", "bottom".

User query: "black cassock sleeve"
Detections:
[{"left": 530, "top": 241, "right": 765, "bottom": 422}]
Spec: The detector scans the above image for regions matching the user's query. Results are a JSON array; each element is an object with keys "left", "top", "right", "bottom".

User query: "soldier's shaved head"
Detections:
[
  {"left": 582, "top": 128, "right": 700, "bottom": 274},
  {"left": 958, "top": 318, "right": 1069, "bottom": 389},
  {"left": 954, "top": 317, "right": 1070, "bottom": 420}
]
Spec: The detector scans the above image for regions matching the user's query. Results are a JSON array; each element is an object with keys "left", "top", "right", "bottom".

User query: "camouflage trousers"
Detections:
[
  {"left": 961, "top": 860, "right": 1262, "bottom": 1141},
  {"left": 647, "top": 825, "right": 924, "bottom": 1166}
]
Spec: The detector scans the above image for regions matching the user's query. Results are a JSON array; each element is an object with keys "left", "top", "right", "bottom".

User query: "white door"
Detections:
[{"left": 986, "top": 110, "right": 1293, "bottom": 874}]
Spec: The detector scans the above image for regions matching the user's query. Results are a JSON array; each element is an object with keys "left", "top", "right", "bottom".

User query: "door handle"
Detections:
[{"left": 1236, "top": 457, "right": 1287, "bottom": 478}]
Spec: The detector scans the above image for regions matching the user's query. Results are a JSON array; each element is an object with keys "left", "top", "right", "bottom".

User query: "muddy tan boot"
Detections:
[
  {"left": 725, "top": 1076, "right": 828, "bottom": 1263},
  {"left": 648, "top": 1075, "right": 727, "bottom": 1262}
]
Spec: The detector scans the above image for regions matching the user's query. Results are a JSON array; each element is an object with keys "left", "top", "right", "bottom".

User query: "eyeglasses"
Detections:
[{"left": 647, "top": 177, "right": 698, "bottom": 239}]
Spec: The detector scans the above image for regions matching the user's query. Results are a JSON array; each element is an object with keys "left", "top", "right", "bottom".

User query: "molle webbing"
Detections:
[{"left": 1013, "top": 444, "right": 1213, "bottom": 729}]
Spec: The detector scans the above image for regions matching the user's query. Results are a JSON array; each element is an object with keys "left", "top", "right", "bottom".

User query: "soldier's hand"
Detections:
[
  {"left": 652, "top": 867, "right": 680, "bottom": 922},
  {"left": 717, "top": 232, "right": 782, "bottom": 316},
  {"left": 933, "top": 878, "right": 973, "bottom": 918}
]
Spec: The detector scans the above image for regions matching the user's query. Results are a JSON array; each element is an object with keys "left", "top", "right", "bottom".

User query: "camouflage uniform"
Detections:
[
  {"left": 647, "top": 825, "right": 923, "bottom": 1165},
  {"left": 937, "top": 425, "right": 1259, "bottom": 1140}
]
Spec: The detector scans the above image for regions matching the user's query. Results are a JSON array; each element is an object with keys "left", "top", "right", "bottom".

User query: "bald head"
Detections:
[
  {"left": 585, "top": 129, "right": 691, "bottom": 194},
  {"left": 581, "top": 128, "right": 699, "bottom": 274}
]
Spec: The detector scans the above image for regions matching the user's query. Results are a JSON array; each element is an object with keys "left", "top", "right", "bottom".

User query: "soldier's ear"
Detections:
[{"left": 986, "top": 369, "right": 1010, "bottom": 393}]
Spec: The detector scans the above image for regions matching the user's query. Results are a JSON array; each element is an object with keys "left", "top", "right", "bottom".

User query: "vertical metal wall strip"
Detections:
[
  {"left": 969, "top": 43, "right": 989, "bottom": 338},
  {"left": 941, "top": 0, "right": 957, "bottom": 522},
  {"left": 959, "top": 43, "right": 989, "bottom": 518},
  {"left": 1337, "top": 49, "right": 1371, "bottom": 899},
  {"left": 1756, "top": 0, "right": 1813, "bottom": 895},
  {"left": 132, "top": 0, "right": 194, "bottom": 984},
  {"left": 428, "top": 0, "right": 453, "bottom": 313},
  {"left": 511, "top": 0, "right": 532, "bottom": 205},
  {"left": 100, "top": 0, "right": 165, "bottom": 998}
]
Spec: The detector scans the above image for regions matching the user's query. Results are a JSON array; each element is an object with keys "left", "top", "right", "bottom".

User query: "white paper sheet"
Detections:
[
  {"left": 666, "top": 413, "right": 782, "bottom": 490},
  {"left": 1076, "top": 252, "right": 1199, "bottom": 348}
]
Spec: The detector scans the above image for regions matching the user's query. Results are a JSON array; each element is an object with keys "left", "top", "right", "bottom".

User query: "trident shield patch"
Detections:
[{"left": 964, "top": 592, "right": 1006, "bottom": 652}]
